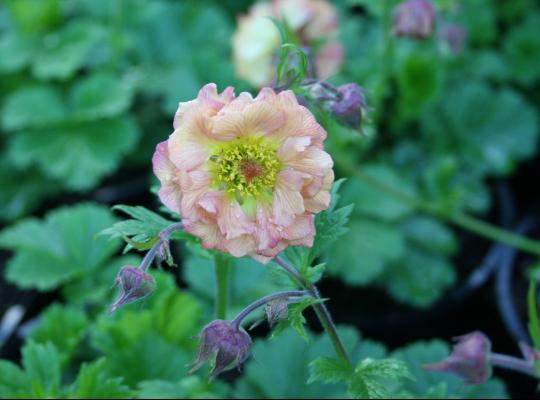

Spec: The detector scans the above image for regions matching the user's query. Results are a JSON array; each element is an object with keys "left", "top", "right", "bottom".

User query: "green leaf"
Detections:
[
  {"left": 1, "top": 86, "right": 67, "bottom": 131},
  {"left": 400, "top": 216, "right": 457, "bottom": 256},
  {"left": 235, "top": 327, "right": 383, "bottom": 399},
  {"left": 350, "top": 358, "right": 411, "bottom": 399},
  {"left": 308, "top": 357, "right": 352, "bottom": 384},
  {"left": 528, "top": 282, "right": 540, "bottom": 349},
  {"left": 384, "top": 248, "right": 456, "bottom": 307},
  {"left": 28, "top": 303, "right": 89, "bottom": 365},
  {"left": 272, "top": 297, "right": 325, "bottom": 341},
  {"left": 390, "top": 340, "right": 508, "bottom": 398},
  {"left": 8, "top": 116, "right": 139, "bottom": 190},
  {"left": 0, "top": 361, "right": 29, "bottom": 398},
  {"left": 0, "top": 203, "right": 120, "bottom": 291},
  {"left": 136, "top": 377, "right": 228, "bottom": 399},
  {"left": 101, "top": 205, "right": 178, "bottom": 249},
  {"left": 327, "top": 219, "right": 405, "bottom": 286},
  {"left": 459, "top": 0, "right": 496, "bottom": 45},
  {"left": 32, "top": 20, "right": 104, "bottom": 80},
  {"left": 22, "top": 341, "right": 62, "bottom": 398},
  {"left": 70, "top": 72, "right": 134, "bottom": 120},
  {"left": 341, "top": 166, "right": 417, "bottom": 222},
  {"left": 503, "top": 14, "right": 540, "bottom": 86},
  {"left": 0, "top": 33, "right": 35, "bottom": 73},
  {"left": 422, "top": 81, "right": 538, "bottom": 174},
  {"left": 66, "top": 359, "right": 132, "bottom": 399}
]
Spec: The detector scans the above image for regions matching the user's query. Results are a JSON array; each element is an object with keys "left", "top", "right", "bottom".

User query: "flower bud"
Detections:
[
  {"left": 425, "top": 331, "right": 492, "bottom": 384},
  {"left": 190, "top": 320, "right": 252, "bottom": 379},
  {"left": 109, "top": 266, "right": 156, "bottom": 313},
  {"left": 439, "top": 24, "right": 466, "bottom": 54},
  {"left": 392, "top": 0, "right": 436, "bottom": 39},
  {"left": 329, "top": 83, "right": 368, "bottom": 129},
  {"left": 265, "top": 299, "right": 289, "bottom": 327}
]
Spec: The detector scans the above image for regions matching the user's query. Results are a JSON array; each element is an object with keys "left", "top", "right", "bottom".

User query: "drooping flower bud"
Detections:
[
  {"left": 190, "top": 320, "right": 252, "bottom": 379},
  {"left": 439, "top": 24, "right": 466, "bottom": 55},
  {"left": 109, "top": 266, "right": 156, "bottom": 313},
  {"left": 392, "top": 0, "right": 436, "bottom": 39},
  {"left": 425, "top": 331, "right": 492, "bottom": 384},
  {"left": 329, "top": 83, "right": 368, "bottom": 129},
  {"left": 265, "top": 299, "right": 289, "bottom": 327}
]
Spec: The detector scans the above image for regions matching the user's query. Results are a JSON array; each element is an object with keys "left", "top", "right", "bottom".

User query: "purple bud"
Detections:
[
  {"left": 392, "top": 0, "right": 436, "bottom": 39},
  {"left": 425, "top": 331, "right": 492, "bottom": 385},
  {"left": 109, "top": 266, "right": 156, "bottom": 313},
  {"left": 330, "top": 83, "right": 368, "bottom": 129},
  {"left": 265, "top": 299, "right": 289, "bottom": 327},
  {"left": 190, "top": 320, "right": 252, "bottom": 379},
  {"left": 439, "top": 24, "right": 467, "bottom": 54}
]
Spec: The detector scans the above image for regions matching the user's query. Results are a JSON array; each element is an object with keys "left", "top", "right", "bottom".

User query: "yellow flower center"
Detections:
[{"left": 211, "top": 136, "right": 281, "bottom": 201}]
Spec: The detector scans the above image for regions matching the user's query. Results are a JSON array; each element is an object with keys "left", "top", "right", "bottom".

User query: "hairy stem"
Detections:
[
  {"left": 275, "top": 256, "right": 353, "bottom": 368},
  {"left": 230, "top": 290, "right": 310, "bottom": 330},
  {"left": 338, "top": 161, "right": 540, "bottom": 256},
  {"left": 491, "top": 353, "right": 538, "bottom": 378},
  {"left": 214, "top": 253, "right": 232, "bottom": 320},
  {"left": 140, "top": 222, "right": 184, "bottom": 271}
]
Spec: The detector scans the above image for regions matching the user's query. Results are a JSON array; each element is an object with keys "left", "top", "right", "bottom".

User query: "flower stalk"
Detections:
[
  {"left": 214, "top": 253, "right": 232, "bottom": 320},
  {"left": 230, "top": 290, "right": 311, "bottom": 330},
  {"left": 275, "top": 255, "right": 353, "bottom": 369}
]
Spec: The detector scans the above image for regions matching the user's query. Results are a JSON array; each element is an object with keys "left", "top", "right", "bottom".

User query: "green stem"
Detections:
[
  {"left": 275, "top": 256, "right": 353, "bottom": 369},
  {"left": 214, "top": 254, "right": 232, "bottom": 320},
  {"left": 339, "top": 161, "right": 540, "bottom": 256}
]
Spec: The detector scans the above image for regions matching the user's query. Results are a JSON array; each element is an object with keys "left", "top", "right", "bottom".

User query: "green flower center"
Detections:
[{"left": 211, "top": 136, "right": 281, "bottom": 200}]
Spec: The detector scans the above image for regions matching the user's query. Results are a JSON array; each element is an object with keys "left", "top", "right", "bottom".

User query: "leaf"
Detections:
[
  {"left": 66, "top": 359, "right": 132, "bottom": 399},
  {"left": 28, "top": 303, "right": 90, "bottom": 365},
  {"left": 0, "top": 361, "right": 29, "bottom": 398},
  {"left": 341, "top": 166, "right": 417, "bottom": 222},
  {"left": 390, "top": 340, "right": 508, "bottom": 398},
  {"left": 235, "top": 327, "right": 384, "bottom": 399},
  {"left": 503, "top": 14, "right": 540, "bottom": 86},
  {"left": 101, "top": 205, "right": 178, "bottom": 249},
  {"left": 136, "top": 377, "right": 228, "bottom": 399},
  {"left": 0, "top": 203, "right": 120, "bottom": 291},
  {"left": 0, "top": 32, "right": 35, "bottom": 73},
  {"left": 422, "top": 81, "right": 538, "bottom": 175},
  {"left": 70, "top": 72, "right": 134, "bottom": 120},
  {"left": 327, "top": 218, "right": 405, "bottom": 286},
  {"left": 271, "top": 297, "right": 325, "bottom": 341},
  {"left": 8, "top": 116, "right": 139, "bottom": 190},
  {"left": 528, "top": 282, "right": 540, "bottom": 349},
  {"left": 32, "top": 19, "right": 104, "bottom": 80},
  {"left": 1, "top": 85, "right": 67, "bottom": 131},
  {"left": 400, "top": 216, "right": 457, "bottom": 256},
  {"left": 350, "top": 358, "right": 411, "bottom": 399},
  {"left": 308, "top": 357, "right": 352, "bottom": 385},
  {"left": 383, "top": 248, "right": 456, "bottom": 307},
  {"left": 21, "top": 341, "right": 62, "bottom": 398}
]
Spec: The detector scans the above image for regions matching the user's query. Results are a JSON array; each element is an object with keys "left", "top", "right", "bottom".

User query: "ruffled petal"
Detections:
[{"left": 272, "top": 169, "right": 309, "bottom": 226}]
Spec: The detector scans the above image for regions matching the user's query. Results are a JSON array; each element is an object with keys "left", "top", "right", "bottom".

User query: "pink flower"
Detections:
[
  {"left": 153, "top": 84, "right": 334, "bottom": 263},
  {"left": 233, "top": 0, "right": 343, "bottom": 88},
  {"left": 392, "top": 0, "right": 436, "bottom": 39}
]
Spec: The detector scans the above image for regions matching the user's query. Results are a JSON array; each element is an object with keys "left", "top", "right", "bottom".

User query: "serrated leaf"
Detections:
[
  {"left": 400, "top": 216, "right": 457, "bottom": 256},
  {"left": 0, "top": 32, "right": 35, "bottom": 73},
  {"left": 136, "top": 376, "right": 228, "bottom": 399},
  {"left": 308, "top": 357, "right": 352, "bottom": 385},
  {"left": 350, "top": 358, "right": 411, "bottom": 399},
  {"left": 272, "top": 297, "right": 325, "bottom": 341},
  {"left": 503, "top": 14, "right": 540, "bottom": 86},
  {"left": 71, "top": 72, "right": 134, "bottom": 120},
  {"left": 1, "top": 86, "right": 67, "bottom": 131},
  {"left": 22, "top": 341, "right": 62, "bottom": 398},
  {"left": 8, "top": 116, "right": 139, "bottom": 190},
  {"left": 0, "top": 203, "right": 120, "bottom": 291},
  {"left": 384, "top": 248, "right": 456, "bottom": 307},
  {"left": 28, "top": 303, "right": 89, "bottom": 365},
  {"left": 0, "top": 361, "right": 29, "bottom": 398},
  {"left": 32, "top": 20, "right": 104, "bottom": 80},
  {"left": 327, "top": 218, "right": 405, "bottom": 286},
  {"left": 422, "top": 81, "right": 538, "bottom": 174},
  {"left": 65, "top": 359, "right": 132, "bottom": 399}
]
